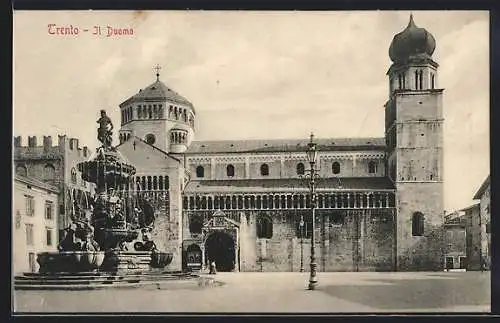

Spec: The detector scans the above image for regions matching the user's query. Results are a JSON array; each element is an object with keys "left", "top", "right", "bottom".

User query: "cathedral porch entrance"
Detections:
[
  {"left": 201, "top": 210, "right": 240, "bottom": 272},
  {"left": 205, "top": 231, "right": 235, "bottom": 272}
]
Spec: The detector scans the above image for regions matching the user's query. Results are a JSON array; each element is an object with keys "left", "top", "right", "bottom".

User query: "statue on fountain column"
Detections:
[{"left": 97, "top": 109, "right": 114, "bottom": 151}]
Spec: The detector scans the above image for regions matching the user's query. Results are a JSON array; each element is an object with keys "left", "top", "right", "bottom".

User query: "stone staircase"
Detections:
[{"left": 14, "top": 271, "right": 220, "bottom": 291}]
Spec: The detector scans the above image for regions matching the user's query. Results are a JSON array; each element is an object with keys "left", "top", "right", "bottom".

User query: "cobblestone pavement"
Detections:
[{"left": 13, "top": 271, "right": 490, "bottom": 313}]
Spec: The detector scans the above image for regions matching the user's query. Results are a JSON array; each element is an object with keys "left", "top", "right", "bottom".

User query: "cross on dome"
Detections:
[{"left": 154, "top": 64, "right": 162, "bottom": 81}]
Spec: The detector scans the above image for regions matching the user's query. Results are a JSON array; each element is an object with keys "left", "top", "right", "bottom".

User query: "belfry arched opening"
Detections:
[{"left": 205, "top": 231, "right": 235, "bottom": 272}]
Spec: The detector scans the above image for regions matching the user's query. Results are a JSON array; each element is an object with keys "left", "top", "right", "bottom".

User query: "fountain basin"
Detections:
[
  {"left": 151, "top": 252, "right": 173, "bottom": 268},
  {"left": 37, "top": 251, "right": 105, "bottom": 274}
]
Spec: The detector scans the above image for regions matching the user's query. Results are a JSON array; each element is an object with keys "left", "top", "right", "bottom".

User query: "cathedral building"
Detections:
[{"left": 113, "top": 15, "right": 445, "bottom": 272}]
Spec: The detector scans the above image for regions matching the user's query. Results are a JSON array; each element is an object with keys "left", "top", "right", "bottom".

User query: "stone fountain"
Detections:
[{"left": 36, "top": 110, "right": 173, "bottom": 275}]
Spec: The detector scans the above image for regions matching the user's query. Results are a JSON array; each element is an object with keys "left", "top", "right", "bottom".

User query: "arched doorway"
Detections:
[
  {"left": 186, "top": 244, "right": 202, "bottom": 271},
  {"left": 205, "top": 231, "right": 235, "bottom": 272}
]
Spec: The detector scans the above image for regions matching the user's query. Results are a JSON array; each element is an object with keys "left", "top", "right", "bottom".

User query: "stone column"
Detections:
[
  {"left": 245, "top": 156, "right": 250, "bottom": 179},
  {"left": 211, "top": 158, "right": 216, "bottom": 179}
]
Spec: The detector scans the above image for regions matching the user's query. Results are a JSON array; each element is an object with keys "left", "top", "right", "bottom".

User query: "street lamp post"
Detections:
[
  {"left": 306, "top": 132, "right": 318, "bottom": 290},
  {"left": 299, "top": 215, "right": 304, "bottom": 272}
]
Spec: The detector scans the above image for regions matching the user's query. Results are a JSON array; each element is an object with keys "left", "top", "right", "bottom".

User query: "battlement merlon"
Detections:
[{"left": 13, "top": 135, "right": 92, "bottom": 158}]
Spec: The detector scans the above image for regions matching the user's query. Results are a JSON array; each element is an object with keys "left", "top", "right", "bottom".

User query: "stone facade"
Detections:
[
  {"left": 464, "top": 175, "right": 491, "bottom": 270},
  {"left": 443, "top": 212, "right": 466, "bottom": 270},
  {"left": 13, "top": 175, "right": 59, "bottom": 274},
  {"left": 13, "top": 135, "right": 95, "bottom": 235}
]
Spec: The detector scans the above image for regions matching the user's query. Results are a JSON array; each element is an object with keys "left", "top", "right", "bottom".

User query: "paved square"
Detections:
[{"left": 13, "top": 271, "right": 490, "bottom": 313}]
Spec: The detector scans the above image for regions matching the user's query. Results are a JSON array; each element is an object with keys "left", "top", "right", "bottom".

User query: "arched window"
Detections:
[
  {"left": 226, "top": 164, "right": 235, "bottom": 177},
  {"left": 137, "top": 106, "right": 143, "bottom": 119},
  {"left": 368, "top": 161, "right": 377, "bottom": 174},
  {"left": 148, "top": 106, "right": 153, "bottom": 119},
  {"left": 412, "top": 212, "right": 425, "bottom": 236},
  {"left": 196, "top": 166, "right": 205, "bottom": 178},
  {"left": 431, "top": 73, "right": 435, "bottom": 89},
  {"left": 256, "top": 216, "right": 273, "bottom": 239},
  {"left": 16, "top": 165, "right": 27, "bottom": 177},
  {"left": 332, "top": 162, "right": 340, "bottom": 174},
  {"left": 296, "top": 163, "right": 305, "bottom": 175},
  {"left": 260, "top": 163, "right": 269, "bottom": 176},
  {"left": 189, "top": 215, "right": 203, "bottom": 234},
  {"left": 159, "top": 105, "right": 164, "bottom": 118},
  {"left": 71, "top": 167, "right": 77, "bottom": 184}
]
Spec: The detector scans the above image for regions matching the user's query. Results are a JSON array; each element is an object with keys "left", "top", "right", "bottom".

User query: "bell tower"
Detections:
[{"left": 385, "top": 15, "right": 445, "bottom": 270}]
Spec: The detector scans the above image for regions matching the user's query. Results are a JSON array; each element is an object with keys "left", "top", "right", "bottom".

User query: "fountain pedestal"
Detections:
[{"left": 101, "top": 251, "right": 152, "bottom": 275}]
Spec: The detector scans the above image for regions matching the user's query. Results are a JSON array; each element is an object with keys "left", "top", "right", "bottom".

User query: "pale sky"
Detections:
[{"left": 13, "top": 10, "right": 489, "bottom": 213}]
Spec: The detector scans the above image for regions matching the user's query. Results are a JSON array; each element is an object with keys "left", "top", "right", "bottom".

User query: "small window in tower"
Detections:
[
  {"left": 332, "top": 162, "right": 340, "bottom": 175},
  {"left": 415, "top": 70, "right": 419, "bottom": 89},
  {"left": 431, "top": 74, "right": 435, "bottom": 89},
  {"left": 419, "top": 70, "right": 423, "bottom": 90},
  {"left": 296, "top": 163, "right": 305, "bottom": 176},
  {"left": 226, "top": 164, "right": 235, "bottom": 177},
  {"left": 398, "top": 74, "right": 402, "bottom": 89},
  {"left": 412, "top": 212, "right": 425, "bottom": 236},
  {"left": 260, "top": 164, "right": 269, "bottom": 176},
  {"left": 145, "top": 134, "right": 156, "bottom": 145}
]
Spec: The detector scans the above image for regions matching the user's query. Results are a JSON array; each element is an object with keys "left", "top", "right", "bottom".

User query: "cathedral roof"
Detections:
[
  {"left": 120, "top": 78, "right": 194, "bottom": 109},
  {"left": 389, "top": 14, "right": 436, "bottom": 64},
  {"left": 186, "top": 137, "right": 385, "bottom": 154},
  {"left": 184, "top": 177, "right": 395, "bottom": 193}
]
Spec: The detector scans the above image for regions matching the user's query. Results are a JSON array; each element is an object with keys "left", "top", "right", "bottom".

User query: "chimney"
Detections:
[
  {"left": 13, "top": 136, "right": 21, "bottom": 147},
  {"left": 69, "top": 138, "right": 79, "bottom": 150},
  {"left": 43, "top": 136, "right": 52, "bottom": 152},
  {"left": 83, "top": 146, "right": 88, "bottom": 157},
  {"left": 28, "top": 136, "right": 37, "bottom": 147},
  {"left": 58, "top": 135, "right": 66, "bottom": 149}
]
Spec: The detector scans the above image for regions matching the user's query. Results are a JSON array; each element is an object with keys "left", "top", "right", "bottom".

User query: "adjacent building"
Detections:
[
  {"left": 443, "top": 211, "right": 466, "bottom": 270},
  {"left": 464, "top": 175, "right": 491, "bottom": 270},
  {"left": 13, "top": 175, "right": 59, "bottom": 274},
  {"left": 13, "top": 135, "right": 94, "bottom": 238}
]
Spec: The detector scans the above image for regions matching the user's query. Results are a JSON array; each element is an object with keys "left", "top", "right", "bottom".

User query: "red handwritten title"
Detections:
[{"left": 47, "top": 24, "right": 134, "bottom": 37}]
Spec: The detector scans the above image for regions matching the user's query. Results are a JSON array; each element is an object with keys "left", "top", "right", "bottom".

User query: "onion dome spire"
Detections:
[{"left": 389, "top": 14, "right": 436, "bottom": 64}]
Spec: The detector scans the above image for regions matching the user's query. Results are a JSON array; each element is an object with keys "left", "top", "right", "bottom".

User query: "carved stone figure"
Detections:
[{"left": 96, "top": 109, "right": 114, "bottom": 150}]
